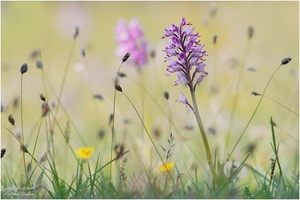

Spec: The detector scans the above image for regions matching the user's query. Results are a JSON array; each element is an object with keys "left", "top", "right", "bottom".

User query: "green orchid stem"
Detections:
[{"left": 190, "top": 89, "right": 217, "bottom": 182}]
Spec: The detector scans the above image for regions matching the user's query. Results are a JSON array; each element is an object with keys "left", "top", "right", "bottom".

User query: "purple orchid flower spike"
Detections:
[{"left": 162, "top": 17, "right": 208, "bottom": 91}]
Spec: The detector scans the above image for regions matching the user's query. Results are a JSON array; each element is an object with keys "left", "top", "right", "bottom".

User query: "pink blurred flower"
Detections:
[{"left": 115, "top": 18, "right": 148, "bottom": 69}]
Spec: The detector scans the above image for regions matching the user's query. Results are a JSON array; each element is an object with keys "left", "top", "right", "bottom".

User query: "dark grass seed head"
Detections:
[
  {"left": 270, "top": 158, "right": 276, "bottom": 179},
  {"left": 1, "top": 148, "right": 6, "bottom": 158},
  {"left": 119, "top": 157, "right": 128, "bottom": 181},
  {"left": 93, "top": 94, "right": 103, "bottom": 101},
  {"left": 73, "top": 26, "right": 79, "bottom": 40},
  {"left": 248, "top": 26, "right": 254, "bottom": 39},
  {"left": 123, "top": 118, "right": 130, "bottom": 125},
  {"left": 163, "top": 91, "right": 169, "bottom": 100},
  {"left": 213, "top": 34, "right": 218, "bottom": 45},
  {"left": 183, "top": 124, "right": 194, "bottom": 131},
  {"left": 36, "top": 60, "right": 43, "bottom": 69},
  {"left": 115, "top": 84, "right": 123, "bottom": 92},
  {"left": 152, "top": 127, "right": 161, "bottom": 139},
  {"left": 27, "top": 163, "right": 32, "bottom": 172},
  {"left": 41, "top": 103, "right": 50, "bottom": 117},
  {"left": 97, "top": 128, "right": 105, "bottom": 139},
  {"left": 122, "top": 52, "right": 131, "bottom": 63},
  {"left": 209, "top": 5, "right": 218, "bottom": 18},
  {"left": 251, "top": 91, "right": 261, "bottom": 96},
  {"left": 118, "top": 72, "right": 127, "bottom": 78},
  {"left": 39, "top": 153, "right": 46, "bottom": 163},
  {"left": 247, "top": 66, "right": 257, "bottom": 71},
  {"left": 109, "top": 114, "right": 114, "bottom": 125},
  {"left": 8, "top": 115, "right": 15, "bottom": 126},
  {"left": 39, "top": 93, "right": 46, "bottom": 102},
  {"left": 208, "top": 126, "right": 217, "bottom": 135},
  {"left": 20, "top": 144, "right": 29, "bottom": 154},
  {"left": 13, "top": 97, "right": 19, "bottom": 109},
  {"left": 81, "top": 49, "right": 86, "bottom": 57},
  {"left": 20, "top": 63, "right": 28, "bottom": 74},
  {"left": 150, "top": 49, "right": 156, "bottom": 59},
  {"left": 281, "top": 57, "right": 292, "bottom": 65},
  {"left": 30, "top": 49, "right": 39, "bottom": 60},
  {"left": 114, "top": 144, "right": 125, "bottom": 159},
  {"left": 245, "top": 142, "right": 257, "bottom": 155}
]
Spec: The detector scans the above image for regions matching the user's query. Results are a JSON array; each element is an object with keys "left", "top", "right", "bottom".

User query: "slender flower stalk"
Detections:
[
  {"left": 110, "top": 52, "right": 131, "bottom": 180},
  {"left": 162, "top": 18, "right": 217, "bottom": 181},
  {"left": 20, "top": 63, "right": 28, "bottom": 182},
  {"left": 227, "top": 57, "right": 292, "bottom": 161}
]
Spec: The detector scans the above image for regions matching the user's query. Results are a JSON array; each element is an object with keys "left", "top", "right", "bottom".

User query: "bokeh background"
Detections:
[{"left": 1, "top": 1, "right": 298, "bottom": 188}]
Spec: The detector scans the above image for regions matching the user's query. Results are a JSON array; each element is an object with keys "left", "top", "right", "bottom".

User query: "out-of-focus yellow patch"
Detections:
[
  {"left": 77, "top": 147, "right": 94, "bottom": 159},
  {"left": 159, "top": 162, "right": 174, "bottom": 172}
]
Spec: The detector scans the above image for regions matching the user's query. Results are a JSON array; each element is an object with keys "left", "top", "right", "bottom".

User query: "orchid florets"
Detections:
[{"left": 162, "top": 17, "right": 208, "bottom": 91}]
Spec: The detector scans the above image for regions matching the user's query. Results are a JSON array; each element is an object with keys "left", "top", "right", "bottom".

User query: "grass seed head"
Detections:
[
  {"left": 20, "top": 144, "right": 29, "bottom": 154},
  {"left": 36, "top": 60, "right": 43, "bottom": 69},
  {"left": 20, "top": 63, "right": 28, "bottom": 74},
  {"left": 281, "top": 57, "right": 292, "bottom": 65},
  {"left": 81, "top": 49, "right": 86, "bottom": 57},
  {"left": 97, "top": 128, "right": 105, "bottom": 139},
  {"left": 1, "top": 148, "right": 6, "bottom": 158},
  {"left": 41, "top": 103, "right": 50, "bottom": 117},
  {"left": 30, "top": 49, "right": 39, "bottom": 59},
  {"left": 73, "top": 26, "right": 79, "bottom": 40},
  {"left": 8, "top": 115, "right": 15, "bottom": 126},
  {"left": 39, "top": 93, "right": 46, "bottom": 102},
  {"left": 118, "top": 72, "right": 127, "bottom": 78},
  {"left": 251, "top": 91, "right": 261, "bottom": 96},
  {"left": 163, "top": 91, "right": 169, "bottom": 100},
  {"left": 213, "top": 34, "right": 218, "bottom": 45},
  {"left": 150, "top": 49, "right": 156, "bottom": 59},
  {"left": 27, "top": 163, "right": 32, "bottom": 172},
  {"left": 114, "top": 144, "right": 125, "bottom": 159},
  {"left": 93, "top": 94, "right": 103, "bottom": 101},
  {"left": 248, "top": 26, "right": 254, "bottom": 39},
  {"left": 115, "top": 84, "right": 123, "bottom": 92},
  {"left": 122, "top": 52, "right": 131, "bottom": 63},
  {"left": 13, "top": 97, "right": 19, "bottom": 109},
  {"left": 39, "top": 153, "right": 46, "bottom": 163}
]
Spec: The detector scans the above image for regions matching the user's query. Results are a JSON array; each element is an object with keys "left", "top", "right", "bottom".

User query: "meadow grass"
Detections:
[{"left": 1, "top": 3, "right": 299, "bottom": 199}]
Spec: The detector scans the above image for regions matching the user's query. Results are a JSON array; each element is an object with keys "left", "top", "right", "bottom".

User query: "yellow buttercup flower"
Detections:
[
  {"left": 159, "top": 162, "right": 175, "bottom": 172},
  {"left": 77, "top": 147, "right": 94, "bottom": 159}
]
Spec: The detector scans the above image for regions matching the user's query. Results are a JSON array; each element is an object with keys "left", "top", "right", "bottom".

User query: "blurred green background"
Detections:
[{"left": 1, "top": 1, "right": 298, "bottom": 186}]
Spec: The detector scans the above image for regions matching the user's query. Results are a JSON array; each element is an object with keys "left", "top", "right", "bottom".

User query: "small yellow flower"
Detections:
[
  {"left": 159, "top": 162, "right": 175, "bottom": 172},
  {"left": 77, "top": 147, "right": 94, "bottom": 159}
]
